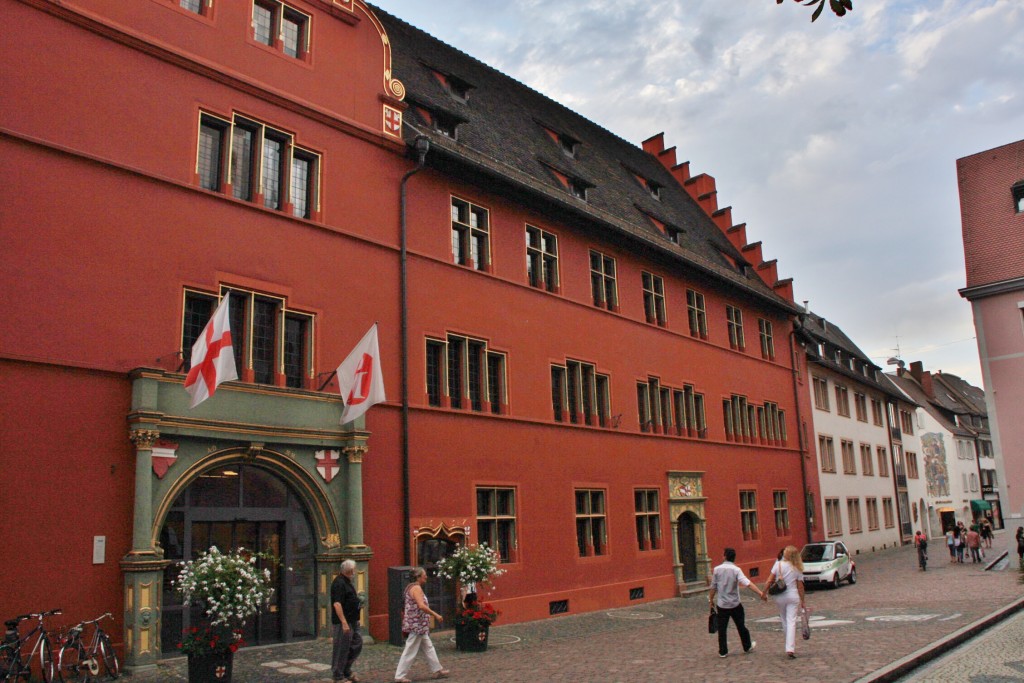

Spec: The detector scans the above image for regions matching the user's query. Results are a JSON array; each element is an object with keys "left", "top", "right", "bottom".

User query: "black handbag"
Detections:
[
  {"left": 708, "top": 605, "right": 717, "bottom": 634},
  {"left": 767, "top": 570, "right": 787, "bottom": 596}
]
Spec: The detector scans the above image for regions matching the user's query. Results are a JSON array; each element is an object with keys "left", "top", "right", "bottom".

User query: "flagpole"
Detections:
[{"left": 400, "top": 135, "right": 430, "bottom": 567}]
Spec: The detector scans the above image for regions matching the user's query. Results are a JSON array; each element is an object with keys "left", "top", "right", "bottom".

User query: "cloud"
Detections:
[{"left": 371, "top": 0, "right": 1024, "bottom": 385}]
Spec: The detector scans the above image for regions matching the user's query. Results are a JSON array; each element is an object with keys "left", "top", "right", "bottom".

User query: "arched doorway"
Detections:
[
  {"left": 676, "top": 512, "right": 699, "bottom": 583},
  {"left": 158, "top": 463, "right": 317, "bottom": 653},
  {"left": 413, "top": 525, "right": 464, "bottom": 626}
]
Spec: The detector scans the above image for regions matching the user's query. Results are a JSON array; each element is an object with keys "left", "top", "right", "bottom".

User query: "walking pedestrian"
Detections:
[
  {"left": 946, "top": 526, "right": 956, "bottom": 562},
  {"left": 763, "top": 545, "right": 806, "bottom": 659},
  {"left": 1015, "top": 526, "right": 1023, "bottom": 561},
  {"left": 953, "top": 525, "right": 964, "bottom": 563},
  {"left": 331, "top": 559, "right": 363, "bottom": 683},
  {"left": 394, "top": 567, "right": 449, "bottom": 683},
  {"left": 966, "top": 525, "right": 982, "bottom": 563},
  {"left": 980, "top": 517, "right": 993, "bottom": 549},
  {"left": 709, "top": 547, "right": 766, "bottom": 658},
  {"left": 914, "top": 530, "right": 928, "bottom": 571}
]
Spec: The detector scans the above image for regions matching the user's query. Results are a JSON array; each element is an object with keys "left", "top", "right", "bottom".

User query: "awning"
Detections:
[{"left": 970, "top": 500, "right": 992, "bottom": 512}]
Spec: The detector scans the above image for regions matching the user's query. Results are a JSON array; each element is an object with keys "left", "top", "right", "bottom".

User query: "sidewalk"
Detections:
[{"left": 133, "top": 536, "right": 1024, "bottom": 682}]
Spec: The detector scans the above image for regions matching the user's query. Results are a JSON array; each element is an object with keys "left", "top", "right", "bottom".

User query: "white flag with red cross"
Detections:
[
  {"left": 336, "top": 323, "right": 386, "bottom": 425},
  {"left": 315, "top": 449, "right": 340, "bottom": 483},
  {"left": 183, "top": 296, "right": 238, "bottom": 408}
]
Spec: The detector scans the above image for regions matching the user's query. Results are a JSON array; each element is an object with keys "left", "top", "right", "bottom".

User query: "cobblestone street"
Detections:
[{"left": 136, "top": 537, "right": 1024, "bottom": 682}]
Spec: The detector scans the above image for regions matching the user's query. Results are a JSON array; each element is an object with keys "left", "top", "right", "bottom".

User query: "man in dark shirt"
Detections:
[{"left": 331, "top": 559, "right": 363, "bottom": 682}]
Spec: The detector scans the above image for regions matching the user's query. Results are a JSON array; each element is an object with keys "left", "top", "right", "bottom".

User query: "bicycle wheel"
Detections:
[
  {"left": 56, "top": 642, "right": 84, "bottom": 682},
  {"left": 97, "top": 636, "right": 118, "bottom": 679},
  {"left": 40, "top": 637, "right": 55, "bottom": 683}
]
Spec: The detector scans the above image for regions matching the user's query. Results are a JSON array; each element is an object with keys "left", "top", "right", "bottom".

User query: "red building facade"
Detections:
[{"left": 1, "top": 0, "right": 820, "bottom": 670}]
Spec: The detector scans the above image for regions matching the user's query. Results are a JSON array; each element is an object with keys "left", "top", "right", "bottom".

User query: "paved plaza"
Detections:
[{"left": 136, "top": 536, "right": 1024, "bottom": 682}]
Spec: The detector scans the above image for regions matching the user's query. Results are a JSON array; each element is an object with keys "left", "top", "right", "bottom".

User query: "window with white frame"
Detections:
[
  {"left": 198, "top": 112, "right": 320, "bottom": 218},
  {"left": 575, "top": 489, "right": 607, "bottom": 557},
  {"left": 726, "top": 305, "right": 745, "bottom": 351},
  {"left": 740, "top": 490, "right": 758, "bottom": 541},
  {"left": 252, "top": 1, "right": 310, "bottom": 59},
  {"left": 758, "top": 318, "right": 775, "bottom": 360},
  {"left": 634, "top": 489, "right": 661, "bottom": 551},
  {"left": 642, "top": 272, "right": 667, "bottom": 326},
  {"left": 551, "top": 359, "right": 610, "bottom": 427},
  {"left": 477, "top": 487, "right": 517, "bottom": 563},
  {"left": 589, "top": 250, "right": 618, "bottom": 310},
  {"left": 451, "top": 198, "right": 490, "bottom": 271},
  {"left": 526, "top": 225, "right": 559, "bottom": 292},
  {"left": 182, "top": 287, "right": 313, "bottom": 389},
  {"left": 424, "top": 334, "right": 506, "bottom": 413},
  {"left": 686, "top": 289, "right": 708, "bottom": 339},
  {"left": 773, "top": 490, "right": 789, "bottom": 536}
]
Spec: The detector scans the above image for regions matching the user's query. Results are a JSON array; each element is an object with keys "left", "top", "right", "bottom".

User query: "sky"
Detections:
[{"left": 370, "top": 0, "right": 1024, "bottom": 387}]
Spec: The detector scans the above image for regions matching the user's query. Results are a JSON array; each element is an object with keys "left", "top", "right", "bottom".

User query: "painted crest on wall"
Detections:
[
  {"left": 151, "top": 440, "right": 178, "bottom": 479},
  {"left": 315, "top": 449, "right": 341, "bottom": 483}
]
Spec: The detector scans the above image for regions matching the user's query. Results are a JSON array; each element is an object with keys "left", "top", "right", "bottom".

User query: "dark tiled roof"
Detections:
[
  {"left": 934, "top": 373, "right": 986, "bottom": 416},
  {"left": 886, "top": 372, "right": 965, "bottom": 435},
  {"left": 373, "top": 6, "right": 798, "bottom": 313},
  {"left": 797, "top": 311, "right": 908, "bottom": 402}
]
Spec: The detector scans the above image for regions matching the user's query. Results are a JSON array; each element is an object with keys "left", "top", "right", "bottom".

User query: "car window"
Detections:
[
  {"left": 836, "top": 543, "right": 847, "bottom": 556},
  {"left": 801, "top": 544, "right": 833, "bottom": 562}
]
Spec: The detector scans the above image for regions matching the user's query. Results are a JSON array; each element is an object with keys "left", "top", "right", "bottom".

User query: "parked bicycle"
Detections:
[
  {"left": 1, "top": 609, "right": 61, "bottom": 682},
  {"left": 56, "top": 613, "right": 119, "bottom": 682}
]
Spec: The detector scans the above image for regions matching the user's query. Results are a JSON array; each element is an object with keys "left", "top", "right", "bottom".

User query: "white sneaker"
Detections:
[{"left": 745, "top": 641, "right": 757, "bottom": 653}]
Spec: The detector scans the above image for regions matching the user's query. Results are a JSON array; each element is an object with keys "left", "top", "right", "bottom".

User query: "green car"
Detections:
[{"left": 800, "top": 541, "right": 857, "bottom": 589}]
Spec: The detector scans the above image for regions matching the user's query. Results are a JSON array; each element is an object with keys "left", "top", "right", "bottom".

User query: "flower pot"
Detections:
[
  {"left": 187, "top": 651, "right": 234, "bottom": 682},
  {"left": 454, "top": 623, "right": 489, "bottom": 652}
]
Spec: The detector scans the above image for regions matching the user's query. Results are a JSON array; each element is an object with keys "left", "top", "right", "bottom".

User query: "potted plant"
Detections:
[
  {"left": 172, "top": 546, "right": 276, "bottom": 682},
  {"left": 452, "top": 596, "right": 500, "bottom": 652},
  {"left": 436, "top": 544, "right": 505, "bottom": 652},
  {"left": 435, "top": 543, "right": 505, "bottom": 597}
]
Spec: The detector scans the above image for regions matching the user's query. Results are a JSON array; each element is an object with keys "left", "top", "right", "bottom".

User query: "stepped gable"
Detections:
[
  {"left": 373, "top": 6, "right": 798, "bottom": 313},
  {"left": 642, "top": 133, "right": 793, "bottom": 302}
]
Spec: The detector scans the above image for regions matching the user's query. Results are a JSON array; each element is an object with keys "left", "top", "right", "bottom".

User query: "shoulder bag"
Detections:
[{"left": 767, "top": 565, "right": 787, "bottom": 595}]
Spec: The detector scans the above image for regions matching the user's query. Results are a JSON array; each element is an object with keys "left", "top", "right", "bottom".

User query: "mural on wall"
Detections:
[{"left": 921, "top": 432, "right": 950, "bottom": 497}]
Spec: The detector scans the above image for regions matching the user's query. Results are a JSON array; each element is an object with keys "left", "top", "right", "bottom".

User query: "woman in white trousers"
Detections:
[
  {"left": 395, "top": 567, "right": 450, "bottom": 683},
  {"left": 764, "top": 545, "right": 806, "bottom": 658}
]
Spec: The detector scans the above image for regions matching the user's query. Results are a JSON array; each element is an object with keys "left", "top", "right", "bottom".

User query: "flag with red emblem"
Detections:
[
  {"left": 336, "top": 323, "right": 386, "bottom": 425},
  {"left": 183, "top": 296, "right": 238, "bottom": 408}
]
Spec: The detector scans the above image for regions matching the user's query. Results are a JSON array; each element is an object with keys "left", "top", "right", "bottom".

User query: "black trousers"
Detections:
[{"left": 716, "top": 604, "right": 752, "bottom": 655}]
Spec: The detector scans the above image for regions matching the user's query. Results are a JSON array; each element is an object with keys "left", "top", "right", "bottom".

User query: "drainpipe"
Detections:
[
  {"left": 400, "top": 136, "right": 430, "bottom": 566},
  {"left": 789, "top": 316, "right": 813, "bottom": 545}
]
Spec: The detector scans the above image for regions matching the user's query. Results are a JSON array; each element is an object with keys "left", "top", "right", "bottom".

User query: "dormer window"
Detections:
[
  {"left": 540, "top": 124, "right": 580, "bottom": 159},
  {"left": 559, "top": 134, "right": 579, "bottom": 158},
  {"left": 632, "top": 172, "right": 661, "bottom": 200},
  {"left": 569, "top": 178, "right": 588, "bottom": 200},
  {"left": 427, "top": 66, "right": 474, "bottom": 102},
  {"left": 414, "top": 106, "right": 462, "bottom": 139},
  {"left": 1013, "top": 181, "right": 1024, "bottom": 213}
]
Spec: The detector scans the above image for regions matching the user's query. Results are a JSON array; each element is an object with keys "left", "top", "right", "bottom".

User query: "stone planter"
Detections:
[
  {"left": 187, "top": 651, "right": 234, "bottom": 682},
  {"left": 454, "top": 623, "right": 489, "bottom": 652}
]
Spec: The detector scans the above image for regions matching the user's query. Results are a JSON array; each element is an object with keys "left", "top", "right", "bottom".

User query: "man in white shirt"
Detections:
[{"left": 708, "top": 547, "right": 766, "bottom": 657}]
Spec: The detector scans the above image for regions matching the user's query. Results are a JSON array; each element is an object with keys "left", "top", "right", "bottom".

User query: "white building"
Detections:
[
  {"left": 887, "top": 363, "right": 999, "bottom": 538},
  {"left": 797, "top": 313, "right": 919, "bottom": 555}
]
